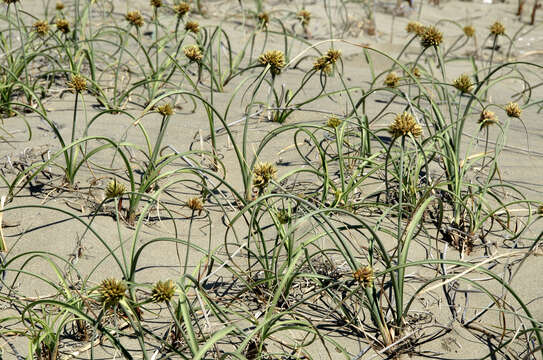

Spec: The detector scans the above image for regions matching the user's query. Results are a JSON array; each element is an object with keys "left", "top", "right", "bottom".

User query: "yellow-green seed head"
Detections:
[
  {"left": 384, "top": 72, "right": 400, "bottom": 88},
  {"left": 490, "top": 21, "right": 505, "bottom": 36},
  {"left": 453, "top": 74, "right": 473, "bottom": 93},
  {"left": 253, "top": 162, "right": 277, "bottom": 191},
  {"left": 327, "top": 117, "right": 342, "bottom": 128},
  {"left": 505, "top": 102, "right": 521, "bottom": 118},
  {"left": 258, "top": 50, "right": 286, "bottom": 76},
  {"left": 151, "top": 280, "right": 176, "bottom": 302},
  {"left": 55, "top": 18, "right": 70, "bottom": 34},
  {"left": 99, "top": 278, "right": 127, "bottom": 307},
  {"left": 297, "top": 9, "right": 311, "bottom": 26},
  {"left": 478, "top": 110, "right": 498, "bottom": 128},
  {"left": 257, "top": 12, "right": 270, "bottom": 27},
  {"left": 388, "top": 112, "right": 422, "bottom": 138},
  {"left": 406, "top": 21, "right": 425, "bottom": 36},
  {"left": 184, "top": 44, "right": 202, "bottom": 62},
  {"left": 126, "top": 10, "right": 144, "bottom": 27},
  {"left": 353, "top": 266, "right": 374, "bottom": 288},
  {"left": 173, "top": 2, "right": 190, "bottom": 17},
  {"left": 463, "top": 25, "right": 475, "bottom": 38},
  {"left": 68, "top": 74, "right": 87, "bottom": 93},
  {"left": 420, "top": 26, "right": 443, "bottom": 48},
  {"left": 105, "top": 179, "right": 126, "bottom": 199},
  {"left": 150, "top": 0, "right": 162, "bottom": 7},
  {"left": 326, "top": 49, "right": 341, "bottom": 63},
  {"left": 185, "top": 20, "right": 199, "bottom": 33},
  {"left": 157, "top": 103, "right": 173, "bottom": 116},
  {"left": 313, "top": 56, "right": 332, "bottom": 74},
  {"left": 186, "top": 197, "right": 204, "bottom": 212},
  {"left": 33, "top": 20, "right": 50, "bottom": 36}
]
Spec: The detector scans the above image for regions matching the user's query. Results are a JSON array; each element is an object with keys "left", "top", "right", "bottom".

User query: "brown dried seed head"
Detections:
[
  {"left": 412, "top": 67, "right": 421, "bottom": 77},
  {"left": 257, "top": 12, "right": 270, "bottom": 27},
  {"left": 55, "top": 18, "right": 70, "bottom": 34},
  {"left": 258, "top": 50, "right": 286, "bottom": 76},
  {"left": 420, "top": 26, "right": 443, "bottom": 48},
  {"left": 105, "top": 179, "right": 126, "bottom": 199},
  {"left": 253, "top": 162, "right": 277, "bottom": 191},
  {"left": 187, "top": 197, "right": 204, "bottom": 212},
  {"left": 384, "top": 72, "right": 400, "bottom": 88},
  {"left": 68, "top": 74, "right": 87, "bottom": 93},
  {"left": 3, "top": 0, "right": 19, "bottom": 4},
  {"left": 126, "top": 10, "right": 144, "bottom": 27},
  {"left": 505, "top": 102, "right": 522, "bottom": 118},
  {"left": 406, "top": 21, "right": 425, "bottom": 36},
  {"left": 297, "top": 9, "right": 311, "bottom": 26},
  {"left": 478, "top": 110, "right": 498, "bottom": 128},
  {"left": 490, "top": 21, "right": 505, "bottom": 36},
  {"left": 55, "top": 1, "right": 64, "bottom": 10},
  {"left": 184, "top": 44, "right": 203, "bottom": 62},
  {"left": 463, "top": 25, "right": 475, "bottom": 38},
  {"left": 353, "top": 266, "right": 374, "bottom": 288},
  {"left": 157, "top": 103, "right": 173, "bottom": 116},
  {"left": 326, "top": 117, "right": 342, "bottom": 128},
  {"left": 151, "top": 280, "right": 176, "bottom": 303},
  {"left": 185, "top": 20, "right": 199, "bottom": 33},
  {"left": 453, "top": 74, "right": 473, "bottom": 93},
  {"left": 33, "top": 20, "right": 50, "bottom": 36},
  {"left": 173, "top": 2, "right": 190, "bottom": 17},
  {"left": 99, "top": 278, "right": 127, "bottom": 307},
  {"left": 150, "top": 0, "right": 162, "bottom": 8},
  {"left": 388, "top": 112, "right": 423, "bottom": 138}
]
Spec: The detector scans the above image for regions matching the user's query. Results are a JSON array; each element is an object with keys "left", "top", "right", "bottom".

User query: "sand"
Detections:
[{"left": 0, "top": 0, "right": 542, "bottom": 358}]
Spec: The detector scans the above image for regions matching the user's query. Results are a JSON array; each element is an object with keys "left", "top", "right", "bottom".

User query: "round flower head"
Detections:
[
  {"left": 453, "top": 74, "right": 473, "bottom": 93},
  {"left": 55, "top": 1, "right": 64, "bottom": 10},
  {"left": 388, "top": 112, "right": 422, "bottom": 138},
  {"left": 105, "top": 179, "right": 126, "bottom": 199},
  {"left": 313, "top": 56, "right": 332, "bottom": 74},
  {"left": 185, "top": 20, "right": 199, "bottom": 34},
  {"left": 505, "top": 102, "right": 521, "bottom": 118},
  {"left": 126, "top": 10, "right": 144, "bottom": 27},
  {"left": 412, "top": 67, "right": 421, "bottom": 78},
  {"left": 297, "top": 9, "right": 311, "bottom": 26},
  {"left": 67, "top": 74, "right": 87, "bottom": 93},
  {"left": 353, "top": 266, "right": 374, "bottom": 288},
  {"left": 313, "top": 49, "right": 341, "bottom": 75},
  {"left": 384, "top": 72, "right": 400, "bottom": 88},
  {"left": 327, "top": 117, "right": 342, "bottom": 128},
  {"left": 420, "top": 26, "right": 443, "bottom": 48},
  {"left": 157, "top": 103, "right": 173, "bottom": 116},
  {"left": 258, "top": 50, "right": 286, "bottom": 76},
  {"left": 257, "top": 12, "right": 270, "bottom": 28},
  {"left": 326, "top": 49, "right": 341, "bottom": 63},
  {"left": 99, "top": 278, "right": 127, "bottom": 307},
  {"left": 55, "top": 19, "right": 70, "bottom": 34},
  {"left": 463, "top": 25, "right": 475, "bottom": 38},
  {"left": 151, "top": 280, "right": 176, "bottom": 303},
  {"left": 253, "top": 162, "right": 277, "bottom": 191},
  {"left": 173, "top": 2, "right": 190, "bottom": 17},
  {"left": 184, "top": 44, "right": 202, "bottom": 62},
  {"left": 33, "top": 20, "right": 50, "bottom": 36},
  {"left": 150, "top": 0, "right": 162, "bottom": 8},
  {"left": 478, "top": 110, "right": 498, "bottom": 128},
  {"left": 490, "top": 21, "right": 505, "bottom": 36},
  {"left": 186, "top": 197, "right": 204, "bottom": 212},
  {"left": 406, "top": 21, "right": 425, "bottom": 36}
]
